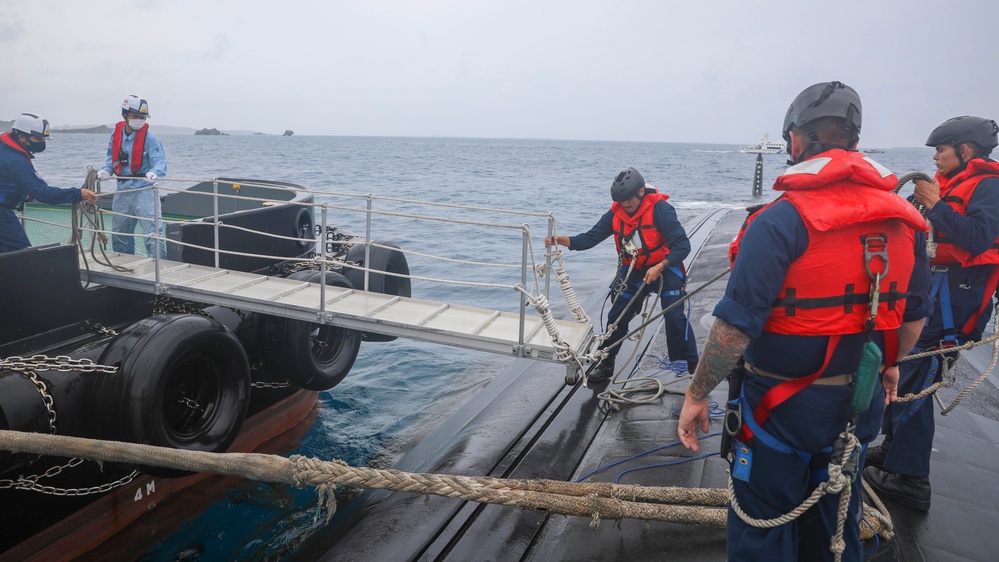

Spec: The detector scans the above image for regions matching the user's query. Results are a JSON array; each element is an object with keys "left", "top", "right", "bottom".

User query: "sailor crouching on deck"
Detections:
[
  {"left": 0, "top": 113, "right": 98, "bottom": 253},
  {"left": 864, "top": 116, "right": 999, "bottom": 511},
  {"left": 545, "top": 167, "right": 700, "bottom": 383},
  {"left": 677, "top": 81, "right": 932, "bottom": 561}
]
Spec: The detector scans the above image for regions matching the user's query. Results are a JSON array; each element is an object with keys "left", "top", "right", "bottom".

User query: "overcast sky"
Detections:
[{"left": 3, "top": 0, "right": 997, "bottom": 146}]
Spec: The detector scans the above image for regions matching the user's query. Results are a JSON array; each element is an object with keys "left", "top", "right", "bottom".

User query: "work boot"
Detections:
[
  {"left": 687, "top": 361, "right": 698, "bottom": 375},
  {"left": 863, "top": 465, "right": 931, "bottom": 511},
  {"left": 865, "top": 438, "right": 891, "bottom": 470},
  {"left": 588, "top": 360, "right": 615, "bottom": 383}
]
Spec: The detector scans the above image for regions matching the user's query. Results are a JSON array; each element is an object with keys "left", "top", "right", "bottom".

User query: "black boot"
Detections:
[
  {"left": 863, "top": 465, "right": 931, "bottom": 511},
  {"left": 588, "top": 359, "right": 615, "bottom": 383},
  {"left": 687, "top": 361, "right": 698, "bottom": 375},
  {"left": 865, "top": 438, "right": 891, "bottom": 470}
]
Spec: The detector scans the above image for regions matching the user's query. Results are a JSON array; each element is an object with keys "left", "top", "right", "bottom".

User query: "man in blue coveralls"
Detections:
[
  {"left": 97, "top": 95, "right": 168, "bottom": 258},
  {"left": 545, "top": 167, "right": 699, "bottom": 383},
  {"left": 0, "top": 113, "right": 98, "bottom": 252},
  {"left": 677, "top": 81, "right": 932, "bottom": 560},
  {"left": 864, "top": 116, "right": 999, "bottom": 511}
]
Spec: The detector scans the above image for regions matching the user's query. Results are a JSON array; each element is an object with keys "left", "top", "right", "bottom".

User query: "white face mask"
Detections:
[{"left": 128, "top": 118, "right": 146, "bottom": 131}]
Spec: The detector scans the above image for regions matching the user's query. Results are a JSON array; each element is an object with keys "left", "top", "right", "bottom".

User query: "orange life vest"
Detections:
[
  {"left": 111, "top": 121, "right": 148, "bottom": 176},
  {"left": 610, "top": 189, "right": 672, "bottom": 269},
  {"left": 932, "top": 158, "right": 999, "bottom": 267},
  {"left": 731, "top": 150, "right": 927, "bottom": 336}
]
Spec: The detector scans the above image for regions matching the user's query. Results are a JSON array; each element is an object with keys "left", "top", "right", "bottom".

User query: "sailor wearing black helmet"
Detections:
[
  {"left": 865, "top": 116, "right": 999, "bottom": 511},
  {"left": 545, "top": 167, "right": 699, "bottom": 383},
  {"left": 0, "top": 113, "right": 98, "bottom": 252},
  {"left": 677, "top": 81, "right": 931, "bottom": 560}
]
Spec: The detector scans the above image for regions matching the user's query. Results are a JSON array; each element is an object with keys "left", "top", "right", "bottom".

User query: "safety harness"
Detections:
[{"left": 724, "top": 232, "right": 895, "bottom": 483}]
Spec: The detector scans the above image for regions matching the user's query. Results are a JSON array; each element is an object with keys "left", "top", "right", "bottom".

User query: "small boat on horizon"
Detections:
[{"left": 739, "top": 132, "right": 787, "bottom": 154}]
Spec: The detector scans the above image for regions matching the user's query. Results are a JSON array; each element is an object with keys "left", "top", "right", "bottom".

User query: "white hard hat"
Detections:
[
  {"left": 12, "top": 113, "right": 51, "bottom": 138},
  {"left": 121, "top": 95, "right": 150, "bottom": 117}
]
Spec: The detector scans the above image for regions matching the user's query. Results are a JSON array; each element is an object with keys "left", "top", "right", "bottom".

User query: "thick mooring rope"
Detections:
[{"left": 0, "top": 430, "right": 726, "bottom": 528}]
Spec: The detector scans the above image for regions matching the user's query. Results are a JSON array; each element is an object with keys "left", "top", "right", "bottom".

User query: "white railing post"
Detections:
[
  {"left": 212, "top": 178, "right": 220, "bottom": 268},
  {"left": 518, "top": 224, "right": 529, "bottom": 356},
  {"left": 545, "top": 213, "right": 555, "bottom": 302},
  {"left": 320, "top": 203, "right": 328, "bottom": 319},
  {"left": 364, "top": 193, "right": 373, "bottom": 291},
  {"left": 153, "top": 182, "right": 162, "bottom": 291}
]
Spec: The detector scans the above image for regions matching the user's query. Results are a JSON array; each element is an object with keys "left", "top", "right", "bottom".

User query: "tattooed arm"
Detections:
[{"left": 677, "top": 317, "right": 750, "bottom": 451}]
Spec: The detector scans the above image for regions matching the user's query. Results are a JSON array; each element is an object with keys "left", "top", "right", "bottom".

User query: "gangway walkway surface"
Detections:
[
  {"left": 78, "top": 208, "right": 725, "bottom": 370},
  {"left": 80, "top": 254, "right": 593, "bottom": 365}
]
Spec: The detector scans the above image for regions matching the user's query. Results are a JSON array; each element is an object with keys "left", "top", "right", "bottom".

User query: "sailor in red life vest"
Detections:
[
  {"left": 96, "top": 95, "right": 168, "bottom": 258},
  {"left": 864, "top": 116, "right": 999, "bottom": 511},
  {"left": 0, "top": 113, "right": 98, "bottom": 252},
  {"left": 677, "top": 81, "right": 931, "bottom": 561},
  {"left": 545, "top": 168, "right": 699, "bottom": 383}
]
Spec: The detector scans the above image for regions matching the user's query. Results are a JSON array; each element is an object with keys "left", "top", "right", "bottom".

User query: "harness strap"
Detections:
[
  {"left": 740, "top": 334, "right": 842, "bottom": 442},
  {"left": 959, "top": 265, "right": 999, "bottom": 338},
  {"left": 737, "top": 398, "right": 841, "bottom": 484},
  {"left": 772, "top": 289, "right": 908, "bottom": 311},
  {"left": 930, "top": 271, "right": 956, "bottom": 343}
]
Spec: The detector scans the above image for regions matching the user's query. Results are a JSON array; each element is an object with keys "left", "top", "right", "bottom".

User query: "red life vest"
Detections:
[
  {"left": 111, "top": 121, "right": 148, "bottom": 176},
  {"left": 610, "top": 189, "right": 672, "bottom": 269},
  {"left": 932, "top": 158, "right": 999, "bottom": 267},
  {"left": 731, "top": 150, "right": 927, "bottom": 336},
  {"left": 734, "top": 150, "right": 927, "bottom": 444},
  {"left": 0, "top": 132, "right": 32, "bottom": 160}
]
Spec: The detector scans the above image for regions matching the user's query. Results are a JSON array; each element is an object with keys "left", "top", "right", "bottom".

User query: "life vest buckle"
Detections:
[
  {"left": 861, "top": 233, "right": 890, "bottom": 279},
  {"left": 931, "top": 264, "right": 950, "bottom": 273}
]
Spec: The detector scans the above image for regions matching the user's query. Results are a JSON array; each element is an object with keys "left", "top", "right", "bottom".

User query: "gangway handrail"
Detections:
[{"left": 25, "top": 173, "right": 601, "bottom": 368}]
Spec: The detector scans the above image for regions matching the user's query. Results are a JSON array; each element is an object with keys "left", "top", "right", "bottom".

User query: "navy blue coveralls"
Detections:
[
  {"left": 0, "top": 135, "right": 85, "bottom": 253},
  {"left": 716, "top": 201, "right": 932, "bottom": 561},
  {"left": 568, "top": 198, "right": 698, "bottom": 367},
  {"left": 881, "top": 176, "right": 999, "bottom": 478}
]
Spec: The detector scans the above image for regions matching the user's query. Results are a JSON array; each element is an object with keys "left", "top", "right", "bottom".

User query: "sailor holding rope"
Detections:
[
  {"left": 0, "top": 113, "right": 98, "bottom": 252},
  {"left": 864, "top": 116, "right": 999, "bottom": 511},
  {"left": 677, "top": 81, "right": 931, "bottom": 561},
  {"left": 546, "top": 167, "right": 699, "bottom": 382}
]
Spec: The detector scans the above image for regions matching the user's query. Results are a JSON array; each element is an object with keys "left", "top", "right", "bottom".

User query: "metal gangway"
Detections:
[
  {"left": 82, "top": 251, "right": 594, "bottom": 366},
  {"left": 24, "top": 173, "right": 725, "bottom": 377},
  {"left": 21, "top": 173, "right": 606, "bottom": 376}
]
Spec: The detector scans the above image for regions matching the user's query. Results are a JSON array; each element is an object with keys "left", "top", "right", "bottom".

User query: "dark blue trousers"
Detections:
[
  {"left": 728, "top": 373, "right": 875, "bottom": 561},
  {"left": 0, "top": 208, "right": 30, "bottom": 253},
  {"left": 881, "top": 267, "right": 993, "bottom": 477},
  {"left": 599, "top": 265, "right": 698, "bottom": 364}
]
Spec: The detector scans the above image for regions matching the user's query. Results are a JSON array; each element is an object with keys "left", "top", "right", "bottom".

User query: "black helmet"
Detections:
[
  {"left": 610, "top": 167, "right": 645, "bottom": 202},
  {"left": 925, "top": 116, "right": 999, "bottom": 152},
  {"left": 782, "top": 81, "right": 862, "bottom": 150}
]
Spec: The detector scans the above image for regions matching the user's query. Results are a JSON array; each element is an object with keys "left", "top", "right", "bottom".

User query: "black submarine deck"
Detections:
[{"left": 298, "top": 210, "right": 999, "bottom": 561}]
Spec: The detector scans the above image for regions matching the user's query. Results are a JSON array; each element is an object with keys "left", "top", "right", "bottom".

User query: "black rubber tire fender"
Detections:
[
  {"left": 92, "top": 314, "right": 250, "bottom": 477},
  {"left": 260, "top": 269, "right": 362, "bottom": 391},
  {"left": 344, "top": 241, "right": 411, "bottom": 342}
]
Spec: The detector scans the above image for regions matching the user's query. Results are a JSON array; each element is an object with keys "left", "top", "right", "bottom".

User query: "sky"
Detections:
[{"left": 2, "top": 0, "right": 998, "bottom": 147}]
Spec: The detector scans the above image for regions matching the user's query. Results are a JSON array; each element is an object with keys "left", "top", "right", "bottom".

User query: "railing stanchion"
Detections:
[
  {"left": 320, "top": 204, "right": 328, "bottom": 319},
  {"left": 153, "top": 182, "right": 162, "bottom": 292},
  {"left": 545, "top": 213, "right": 554, "bottom": 302},
  {"left": 518, "top": 224, "right": 529, "bottom": 356},
  {"left": 364, "top": 194, "right": 373, "bottom": 291},
  {"left": 213, "top": 178, "right": 220, "bottom": 268}
]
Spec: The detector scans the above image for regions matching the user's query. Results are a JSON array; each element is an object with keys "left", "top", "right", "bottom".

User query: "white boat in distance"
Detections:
[{"left": 740, "top": 132, "right": 787, "bottom": 154}]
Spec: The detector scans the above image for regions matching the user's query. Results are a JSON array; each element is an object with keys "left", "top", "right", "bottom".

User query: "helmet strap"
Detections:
[{"left": 789, "top": 123, "right": 856, "bottom": 164}]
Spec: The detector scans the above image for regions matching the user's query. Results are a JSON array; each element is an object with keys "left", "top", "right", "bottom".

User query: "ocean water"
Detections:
[{"left": 27, "top": 134, "right": 935, "bottom": 559}]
